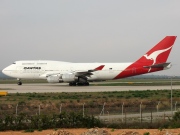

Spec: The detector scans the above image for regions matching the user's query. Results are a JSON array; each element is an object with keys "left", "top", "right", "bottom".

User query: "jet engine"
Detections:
[
  {"left": 47, "top": 73, "right": 78, "bottom": 83},
  {"left": 62, "top": 73, "right": 78, "bottom": 82},
  {"left": 47, "top": 75, "right": 62, "bottom": 83}
]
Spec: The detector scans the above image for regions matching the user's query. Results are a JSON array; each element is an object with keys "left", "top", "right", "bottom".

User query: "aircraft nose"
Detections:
[
  {"left": 2, "top": 67, "right": 9, "bottom": 75},
  {"left": 2, "top": 65, "right": 14, "bottom": 77},
  {"left": 2, "top": 68, "right": 6, "bottom": 75}
]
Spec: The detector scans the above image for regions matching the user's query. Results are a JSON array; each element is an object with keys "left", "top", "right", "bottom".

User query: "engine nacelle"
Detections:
[
  {"left": 62, "top": 73, "right": 77, "bottom": 82},
  {"left": 47, "top": 75, "right": 62, "bottom": 83},
  {"left": 47, "top": 73, "right": 78, "bottom": 83}
]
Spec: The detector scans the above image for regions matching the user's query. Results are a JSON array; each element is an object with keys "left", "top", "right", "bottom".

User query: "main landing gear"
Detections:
[
  {"left": 69, "top": 82, "right": 89, "bottom": 86},
  {"left": 69, "top": 82, "right": 76, "bottom": 86},
  {"left": 17, "top": 79, "right": 22, "bottom": 85}
]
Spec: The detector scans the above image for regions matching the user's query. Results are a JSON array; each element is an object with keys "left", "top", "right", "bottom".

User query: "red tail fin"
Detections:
[
  {"left": 114, "top": 36, "right": 177, "bottom": 79},
  {"left": 136, "top": 36, "right": 176, "bottom": 65}
]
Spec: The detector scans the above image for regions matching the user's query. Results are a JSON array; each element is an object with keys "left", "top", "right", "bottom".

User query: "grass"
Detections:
[
  {"left": 0, "top": 90, "right": 180, "bottom": 103},
  {"left": 0, "top": 78, "right": 180, "bottom": 115},
  {"left": 0, "top": 90, "right": 180, "bottom": 110},
  {"left": 0, "top": 91, "right": 179, "bottom": 119}
]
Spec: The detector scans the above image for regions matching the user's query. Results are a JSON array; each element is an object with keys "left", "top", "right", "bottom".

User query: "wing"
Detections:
[
  {"left": 74, "top": 65, "right": 105, "bottom": 76},
  {"left": 41, "top": 65, "right": 105, "bottom": 78}
]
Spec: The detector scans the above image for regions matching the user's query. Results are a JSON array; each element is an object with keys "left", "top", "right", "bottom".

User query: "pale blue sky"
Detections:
[{"left": 0, "top": 0, "right": 180, "bottom": 75}]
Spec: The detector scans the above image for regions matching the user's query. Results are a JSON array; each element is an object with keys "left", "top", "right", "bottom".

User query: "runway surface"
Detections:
[{"left": 0, "top": 83, "right": 180, "bottom": 93}]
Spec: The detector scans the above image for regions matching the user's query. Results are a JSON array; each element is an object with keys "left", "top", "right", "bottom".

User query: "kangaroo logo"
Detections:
[{"left": 143, "top": 46, "right": 172, "bottom": 72}]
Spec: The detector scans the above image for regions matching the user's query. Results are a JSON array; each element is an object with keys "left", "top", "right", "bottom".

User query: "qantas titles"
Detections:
[{"left": 24, "top": 67, "right": 41, "bottom": 70}]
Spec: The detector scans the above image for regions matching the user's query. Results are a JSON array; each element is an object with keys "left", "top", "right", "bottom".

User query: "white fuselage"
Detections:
[{"left": 2, "top": 60, "right": 132, "bottom": 81}]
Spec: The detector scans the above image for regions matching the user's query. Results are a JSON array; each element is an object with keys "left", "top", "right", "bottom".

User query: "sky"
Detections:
[{"left": 0, "top": 0, "right": 180, "bottom": 76}]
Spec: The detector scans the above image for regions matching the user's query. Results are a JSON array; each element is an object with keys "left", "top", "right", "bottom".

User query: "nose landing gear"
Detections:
[
  {"left": 17, "top": 78, "right": 22, "bottom": 85},
  {"left": 17, "top": 82, "right": 22, "bottom": 85}
]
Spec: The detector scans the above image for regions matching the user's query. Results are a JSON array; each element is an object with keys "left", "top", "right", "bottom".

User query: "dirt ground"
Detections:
[{"left": 0, "top": 128, "right": 180, "bottom": 135}]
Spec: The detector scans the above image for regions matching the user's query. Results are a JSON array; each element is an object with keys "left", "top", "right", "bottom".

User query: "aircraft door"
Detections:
[{"left": 38, "top": 66, "right": 46, "bottom": 77}]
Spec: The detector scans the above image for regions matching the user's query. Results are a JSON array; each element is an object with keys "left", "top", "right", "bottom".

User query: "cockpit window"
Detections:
[{"left": 13, "top": 62, "right": 16, "bottom": 64}]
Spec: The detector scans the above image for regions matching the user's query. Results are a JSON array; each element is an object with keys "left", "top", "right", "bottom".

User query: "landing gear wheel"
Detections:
[
  {"left": 73, "top": 82, "right": 77, "bottom": 86},
  {"left": 17, "top": 82, "right": 22, "bottom": 85},
  {"left": 17, "top": 78, "right": 22, "bottom": 85},
  {"left": 77, "top": 82, "right": 83, "bottom": 86},
  {"left": 85, "top": 82, "right": 89, "bottom": 86},
  {"left": 69, "top": 82, "right": 77, "bottom": 86},
  {"left": 77, "top": 82, "right": 89, "bottom": 86}
]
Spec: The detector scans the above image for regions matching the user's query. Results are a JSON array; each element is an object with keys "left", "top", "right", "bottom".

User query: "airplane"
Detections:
[{"left": 2, "top": 36, "right": 177, "bottom": 86}]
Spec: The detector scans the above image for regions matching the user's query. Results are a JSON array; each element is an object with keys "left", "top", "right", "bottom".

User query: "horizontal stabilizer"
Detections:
[{"left": 143, "top": 62, "right": 171, "bottom": 68}]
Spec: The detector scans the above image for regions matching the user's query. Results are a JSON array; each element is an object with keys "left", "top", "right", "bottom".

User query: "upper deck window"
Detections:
[
  {"left": 37, "top": 63, "right": 47, "bottom": 65},
  {"left": 22, "top": 63, "right": 34, "bottom": 65}
]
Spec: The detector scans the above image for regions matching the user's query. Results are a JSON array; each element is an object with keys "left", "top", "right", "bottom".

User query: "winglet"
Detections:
[{"left": 94, "top": 65, "right": 105, "bottom": 70}]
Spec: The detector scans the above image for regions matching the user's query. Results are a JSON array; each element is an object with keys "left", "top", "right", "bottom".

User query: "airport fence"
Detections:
[{"left": 0, "top": 101, "right": 179, "bottom": 123}]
